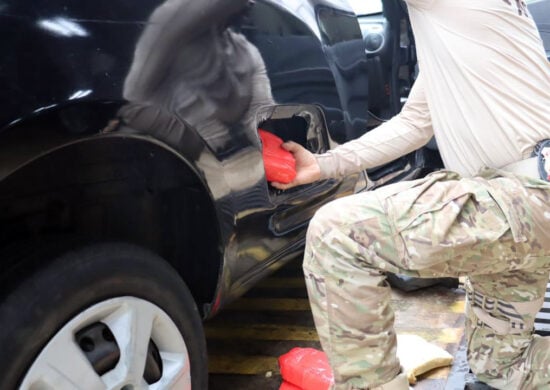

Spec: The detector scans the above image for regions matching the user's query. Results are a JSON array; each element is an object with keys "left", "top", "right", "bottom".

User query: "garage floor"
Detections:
[{"left": 206, "top": 258, "right": 471, "bottom": 390}]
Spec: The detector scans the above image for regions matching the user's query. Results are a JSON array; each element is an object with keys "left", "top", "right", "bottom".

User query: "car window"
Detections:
[{"left": 348, "top": 0, "right": 383, "bottom": 15}]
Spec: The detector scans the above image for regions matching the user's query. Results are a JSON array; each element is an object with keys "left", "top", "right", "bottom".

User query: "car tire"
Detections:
[{"left": 0, "top": 242, "right": 207, "bottom": 390}]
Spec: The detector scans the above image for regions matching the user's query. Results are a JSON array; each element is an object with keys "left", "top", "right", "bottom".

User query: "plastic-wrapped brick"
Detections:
[
  {"left": 258, "top": 129, "right": 296, "bottom": 184},
  {"left": 278, "top": 348, "right": 333, "bottom": 390}
]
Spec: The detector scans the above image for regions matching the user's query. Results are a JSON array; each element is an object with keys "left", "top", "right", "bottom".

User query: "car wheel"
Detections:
[{"left": 0, "top": 243, "right": 207, "bottom": 390}]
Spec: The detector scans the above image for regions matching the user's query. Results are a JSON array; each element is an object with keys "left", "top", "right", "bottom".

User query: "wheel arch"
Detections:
[{"left": 0, "top": 131, "right": 224, "bottom": 317}]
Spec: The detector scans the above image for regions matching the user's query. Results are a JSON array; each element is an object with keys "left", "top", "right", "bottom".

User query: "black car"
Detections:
[{"left": 0, "top": 0, "right": 547, "bottom": 389}]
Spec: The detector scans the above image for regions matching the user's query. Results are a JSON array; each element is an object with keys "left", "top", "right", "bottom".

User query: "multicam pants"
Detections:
[{"left": 303, "top": 170, "right": 550, "bottom": 390}]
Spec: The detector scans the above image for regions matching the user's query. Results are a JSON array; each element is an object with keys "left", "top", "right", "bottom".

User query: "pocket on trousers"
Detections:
[{"left": 389, "top": 179, "right": 512, "bottom": 270}]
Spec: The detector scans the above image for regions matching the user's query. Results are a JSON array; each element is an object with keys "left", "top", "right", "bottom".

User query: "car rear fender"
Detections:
[{"left": 0, "top": 108, "right": 225, "bottom": 317}]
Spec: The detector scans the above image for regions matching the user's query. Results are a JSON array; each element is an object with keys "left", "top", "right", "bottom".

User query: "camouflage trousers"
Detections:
[{"left": 303, "top": 170, "right": 550, "bottom": 390}]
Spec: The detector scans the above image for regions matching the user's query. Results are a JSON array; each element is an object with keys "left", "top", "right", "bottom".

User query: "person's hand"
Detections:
[{"left": 271, "top": 141, "right": 321, "bottom": 190}]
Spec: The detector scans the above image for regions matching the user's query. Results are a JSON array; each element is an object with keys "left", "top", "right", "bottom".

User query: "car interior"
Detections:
[{"left": 256, "top": 0, "right": 444, "bottom": 198}]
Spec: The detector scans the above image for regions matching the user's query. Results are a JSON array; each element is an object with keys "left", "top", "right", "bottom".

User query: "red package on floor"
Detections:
[
  {"left": 279, "top": 380, "right": 303, "bottom": 390},
  {"left": 278, "top": 348, "right": 334, "bottom": 390},
  {"left": 258, "top": 129, "right": 297, "bottom": 184}
]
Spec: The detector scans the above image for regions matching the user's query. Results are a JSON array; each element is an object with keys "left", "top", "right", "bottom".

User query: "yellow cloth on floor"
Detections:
[{"left": 396, "top": 334, "right": 454, "bottom": 385}]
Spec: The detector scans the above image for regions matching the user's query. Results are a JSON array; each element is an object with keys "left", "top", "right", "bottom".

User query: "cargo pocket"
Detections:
[{"left": 388, "top": 176, "right": 513, "bottom": 271}]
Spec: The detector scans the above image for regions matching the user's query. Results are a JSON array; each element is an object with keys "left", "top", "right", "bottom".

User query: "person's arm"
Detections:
[
  {"left": 316, "top": 73, "right": 434, "bottom": 179},
  {"left": 271, "top": 74, "right": 433, "bottom": 189}
]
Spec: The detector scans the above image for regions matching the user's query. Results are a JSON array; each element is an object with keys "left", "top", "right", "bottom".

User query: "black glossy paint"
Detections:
[{"left": 0, "top": 0, "right": 370, "bottom": 317}]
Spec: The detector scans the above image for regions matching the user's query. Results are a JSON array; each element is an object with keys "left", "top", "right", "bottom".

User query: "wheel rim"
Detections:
[{"left": 20, "top": 297, "right": 191, "bottom": 390}]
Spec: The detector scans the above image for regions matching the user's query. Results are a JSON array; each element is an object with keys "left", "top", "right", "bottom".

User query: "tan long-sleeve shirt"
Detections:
[{"left": 316, "top": 0, "right": 550, "bottom": 179}]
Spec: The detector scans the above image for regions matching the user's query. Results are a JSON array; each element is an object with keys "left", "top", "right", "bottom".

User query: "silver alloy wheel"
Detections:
[{"left": 20, "top": 296, "right": 191, "bottom": 390}]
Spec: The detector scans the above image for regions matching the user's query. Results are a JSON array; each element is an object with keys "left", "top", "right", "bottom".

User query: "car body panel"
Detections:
[{"left": 0, "top": 0, "right": 370, "bottom": 317}]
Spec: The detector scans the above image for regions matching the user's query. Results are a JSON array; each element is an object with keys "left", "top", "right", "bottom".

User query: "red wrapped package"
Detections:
[
  {"left": 258, "top": 129, "right": 297, "bottom": 184},
  {"left": 279, "top": 380, "right": 303, "bottom": 390},
  {"left": 278, "top": 348, "right": 334, "bottom": 390}
]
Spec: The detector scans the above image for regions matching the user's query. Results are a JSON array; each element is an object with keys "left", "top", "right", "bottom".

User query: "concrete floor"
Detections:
[{"left": 206, "top": 258, "right": 470, "bottom": 390}]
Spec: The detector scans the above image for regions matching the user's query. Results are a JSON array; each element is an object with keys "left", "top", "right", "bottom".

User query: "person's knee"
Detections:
[
  {"left": 306, "top": 200, "right": 343, "bottom": 242},
  {"left": 467, "top": 326, "right": 534, "bottom": 388},
  {"left": 308, "top": 195, "right": 381, "bottom": 237},
  {"left": 469, "top": 336, "right": 550, "bottom": 389}
]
